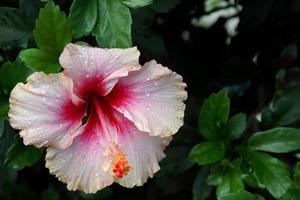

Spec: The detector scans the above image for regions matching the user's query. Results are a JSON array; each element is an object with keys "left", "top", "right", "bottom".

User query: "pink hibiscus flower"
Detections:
[{"left": 8, "top": 44, "right": 187, "bottom": 193}]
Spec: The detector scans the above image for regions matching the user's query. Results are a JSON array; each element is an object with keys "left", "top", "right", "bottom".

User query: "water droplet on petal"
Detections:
[
  {"left": 86, "top": 74, "right": 90, "bottom": 78},
  {"left": 146, "top": 93, "right": 150, "bottom": 97},
  {"left": 146, "top": 106, "right": 151, "bottom": 111}
]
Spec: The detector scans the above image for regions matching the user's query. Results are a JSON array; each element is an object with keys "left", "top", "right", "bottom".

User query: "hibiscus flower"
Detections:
[{"left": 8, "top": 44, "right": 187, "bottom": 193}]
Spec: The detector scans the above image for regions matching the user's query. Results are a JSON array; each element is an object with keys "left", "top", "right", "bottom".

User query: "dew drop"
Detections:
[
  {"left": 146, "top": 93, "right": 150, "bottom": 97},
  {"left": 86, "top": 74, "right": 90, "bottom": 78},
  {"left": 146, "top": 106, "right": 151, "bottom": 111}
]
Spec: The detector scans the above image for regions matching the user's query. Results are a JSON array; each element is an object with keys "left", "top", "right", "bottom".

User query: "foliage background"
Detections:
[{"left": 1, "top": 0, "right": 300, "bottom": 199}]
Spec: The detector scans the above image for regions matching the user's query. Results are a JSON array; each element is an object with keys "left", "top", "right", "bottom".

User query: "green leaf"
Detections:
[
  {"left": 0, "top": 121, "right": 14, "bottom": 166},
  {"left": 207, "top": 164, "right": 224, "bottom": 186},
  {"left": 4, "top": 139, "right": 43, "bottom": 171},
  {"left": 272, "top": 87, "right": 300, "bottom": 126},
  {"left": 248, "top": 127, "right": 300, "bottom": 153},
  {"left": 34, "top": 2, "right": 72, "bottom": 56},
  {"left": 188, "top": 141, "right": 225, "bottom": 165},
  {"left": 151, "top": 0, "right": 180, "bottom": 13},
  {"left": 0, "top": 7, "right": 32, "bottom": 49},
  {"left": 198, "top": 89, "right": 230, "bottom": 140},
  {"left": 0, "top": 61, "right": 33, "bottom": 95},
  {"left": 280, "top": 187, "right": 300, "bottom": 200},
  {"left": 20, "top": 49, "right": 60, "bottom": 73},
  {"left": 248, "top": 151, "right": 291, "bottom": 198},
  {"left": 217, "top": 163, "right": 244, "bottom": 196},
  {"left": 69, "top": 0, "right": 98, "bottom": 38},
  {"left": 93, "top": 0, "right": 132, "bottom": 48},
  {"left": 0, "top": 119, "right": 4, "bottom": 138},
  {"left": 0, "top": 98, "right": 9, "bottom": 119},
  {"left": 192, "top": 166, "right": 212, "bottom": 200},
  {"left": 20, "top": 0, "right": 43, "bottom": 25},
  {"left": 122, "top": 0, "right": 153, "bottom": 8},
  {"left": 228, "top": 113, "right": 247, "bottom": 139},
  {"left": 218, "top": 191, "right": 265, "bottom": 200}
]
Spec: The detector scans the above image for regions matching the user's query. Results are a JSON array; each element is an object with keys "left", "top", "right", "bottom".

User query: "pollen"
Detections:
[{"left": 112, "top": 152, "right": 131, "bottom": 180}]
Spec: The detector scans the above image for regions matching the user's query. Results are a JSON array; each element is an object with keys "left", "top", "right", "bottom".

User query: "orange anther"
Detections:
[{"left": 111, "top": 152, "right": 131, "bottom": 180}]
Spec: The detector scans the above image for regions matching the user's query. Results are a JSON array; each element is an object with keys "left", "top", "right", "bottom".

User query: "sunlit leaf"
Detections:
[
  {"left": 33, "top": 1, "right": 72, "bottom": 56},
  {"left": 20, "top": 48, "right": 60, "bottom": 73}
]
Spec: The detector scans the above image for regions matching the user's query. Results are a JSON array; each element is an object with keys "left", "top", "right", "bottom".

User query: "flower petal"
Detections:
[
  {"left": 107, "top": 60, "right": 187, "bottom": 137},
  {"left": 46, "top": 135, "right": 114, "bottom": 193},
  {"left": 9, "top": 72, "right": 86, "bottom": 149},
  {"left": 45, "top": 104, "right": 116, "bottom": 193},
  {"left": 59, "top": 43, "right": 140, "bottom": 97},
  {"left": 116, "top": 127, "right": 171, "bottom": 188},
  {"left": 46, "top": 95, "right": 170, "bottom": 192}
]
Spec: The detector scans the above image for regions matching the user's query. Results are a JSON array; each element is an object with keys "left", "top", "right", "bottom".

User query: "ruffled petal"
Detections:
[
  {"left": 116, "top": 126, "right": 171, "bottom": 188},
  {"left": 45, "top": 133, "right": 114, "bottom": 193},
  {"left": 107, "top": 60, "right": 187, "bottom": 137},
  {"left": 59, "top": 43, "right": 140, "bottom": 97},
  {"left": 46, "top": 95, "right": 170, "bottom": 192},
  {"left": 9, "top": 72, "right": 86, "bottom": 149}
]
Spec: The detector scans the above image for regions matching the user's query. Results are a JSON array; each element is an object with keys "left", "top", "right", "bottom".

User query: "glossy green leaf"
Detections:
[
  {"left": 20, "top": 48, "right": 60, "bottom": 73},
  {"left": 248, "top": 151, "right": 291, "bottom": 198},
  {"left": 192, "top": 166, "right": 212, "bottom": 200},
  {"left": 122, "top": 0, "right": 153, "bottom": 8},
  {"left": 69, "top": 0, "right": 98, "bottom": 38},
  {"left": 217, "top": 164, "right": 244, "bottom": 196},
  {"left": 228, "top": 113, "right": 247, "bottom": 139},
  {"left": 33, "top": 2, "right": 72, "bottom": 56},
  {"left": 0, "top": 61, "right": 33, "bottom": 95},
  {"left": 207, "top": 164, "right": 223, "bottom": 186},
  {"left": 4, "top": 139, "right": 43, "bottom": 171},
  {"left": 198, "top": 89, "right": 230, "bottom": 140},
  {"left": 151, "top": 0, "right": 179, "bottom": 13},
  {"left": 93, "top": 0, "right": 132, "bottom": 48},
  {"left": 280, "top": 187, "right": 300, "bottom": 200},
  {"left": 0, "top": 7, "right": 32, "bottom": 49},
  {"left": 188, "top": 141, "right": 225, "bottom": 165},
  {"left": 248, "top": 127, "right": 300, "bottom": 153},
  {"left": 218, "top": 191, "right": 265, "bottom": 200}
]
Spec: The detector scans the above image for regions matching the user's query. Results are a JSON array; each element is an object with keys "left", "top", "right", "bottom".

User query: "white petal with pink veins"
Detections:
[
  {"left": 46, "top": 96, "right": 171, "bottom": 192},
  {"left": 9, "top": 72, "right": 86, "bottom": 149},
  {"left": 59, "top": 43, "right": 141, "bottom": 97},
  {"left": 116, "top": 125, "right": 171, "bottom": 188},
  {"left": 108, "top": 60, "right": 187, "bottom": 137}
]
